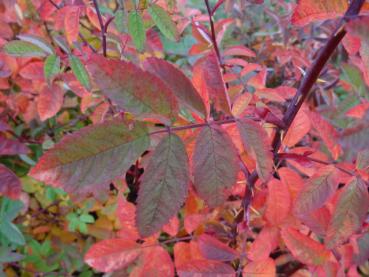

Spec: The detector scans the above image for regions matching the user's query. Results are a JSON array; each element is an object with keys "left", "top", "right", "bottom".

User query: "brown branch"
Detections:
[
  {"left": 92, "top": 0, "right": 107, "bottom": 57},
  {"left": 271, "top": 0, "right": 366, "bottom": 155},
  {"left": 204, "top": 0, "right": 222, "bottom": 64},
  {"left": 239, "top": 0, "right": 366, "bottom": 224}
]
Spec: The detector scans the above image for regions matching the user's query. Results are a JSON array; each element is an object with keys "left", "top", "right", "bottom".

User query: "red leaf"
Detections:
[
  {"left": 192, "top": 125, "right": 239, "bottom": 207},
  {"left": 281, "top": 227, "right": 330, "bottom": 266},
  {"left": 326, "top": 177, "right": 369, "bottom": 249},
  {"left": 176, "top": 260, "right": 235, "bottom": 277},
  {"left": 196, "top": 51, "right": 232, "bottom": 114},
  {"left": 162, "top": 216, "right": 179, "bottom": 237},
  {"left": 291, "top": 0, "right": 348, "bottom": 26},
  {"left": 37, "top": 83, "right": 65, "bottom": 121},
  {"left": 184, "top": 213, "right": 206, "bottom": 234},
  {"left": 197, "top": 234, "right": 238, "bottom": 261},
  {"left": 300, "top": 206, "right": 331, "bottom": 236},
  {"left": 243, "top": 258, "right": 276, "bottom": 277},
  {"left": 63, "top": 6, "right": 81, "bottom": 45},
  {"left": 84, "top": 239, "right": 141, "bottom": 272},
  {"left": 86, "top": 54, "right": 178, "bottom": 124},
  {"left": 116, "top": 196, "right": 140, "bottom": 240},
  {"left": 144, "top": 57, "right": 207, "bottom": 118},
  {"left": 19, "top": 61, "right": 44, "bottom": 80},
  {"left": 0, "top": 137, "right": 28, "bottom": 155},
  {"left": 130, "top": 245, "right": 174, "bottom": 277},
  {"left": 345, "top": 102, "right": 369, "bottom": 119},
  {"left": 174, "top": 240, "right": 235, "bottom": 276},
  {"left": 265, "top": 179, "right": 291, "bottom": 226},
  {"left": 283, "top": 110, "right": 311, "bottom": 147},
  {"left": 174, "top": 241, "right": 204, "bottom": 268},
  {"left": 223, "top": 45, "right": 255, "bottom": 58},
  {"left": 278, "top": 167, "right": 304, "bottom": 203},
  {"left": 248, "top": 226, "right": 279, "bottom": 261},
  {"left": 0, "top": 164, "right": 21, "bottom": 199},
  {"left": 236, "top": 118, "right": 273, "bottom": 181},
  {"left": 309, "top": 112, "right": 343, "bottom": 159}
]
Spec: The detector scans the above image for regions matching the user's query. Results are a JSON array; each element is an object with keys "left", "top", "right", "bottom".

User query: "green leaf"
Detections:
[
  {"left": 293, "top": 166, "right": 337, "bottom": 218},
  {"left": 44, "top": 54, "right": 60, "bottom": 83},
  {"left": 114, "top": 10, "right": 125, "bottom": 33},
  {"left": 0, "top": 198, "right": 23, "bottom": 221},
  {"left": 0, "top": 221, "right": 25, "bottom": 245},
  {"left": 326, "top": 177, "right": 369, "bottom": 249},
  {"left": 136, "top": 134, "right": 189, "bottom": 237},
  {"left": 192, "top": 125, "right": 239, "bottom": 207},
  {"left": 236, "top": 118, "right": 273, "bottom": 181},
  {"left": 148, "top": 4, "right": 178, "bottom": 41},
  {"left": 80, "top": 214, "right": 95, "bottom": 223},
  {"left": 17, "top": 34, "right": 54, "bottom": 55},
  {"left": 30, "top": 119, "right": 150, "bottom": 194},
  {"left": 69, "top": 55, "right": 91, "bottom": 90},
  {"left": 3, "top": 40, "right": 47, "bottom": 57},
  {"left": 0, "top": 246, "right": 23, "bottom": 263},
  {"left": 86, "top": 54, "right": 178, "bottom": 124},
  {"left": 128, "top": 11, "right": 146, "bottom": 51}
]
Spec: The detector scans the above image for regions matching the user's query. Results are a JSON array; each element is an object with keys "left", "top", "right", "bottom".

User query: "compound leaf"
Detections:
[
  {"left": 86, "top": 54, "right": 178, "bottom": 124},
  {"left": 30, "top": 119, "right": 149, "bottom": 194},
  {"left": 192, "top": 125, "right": 239, "bottom": 207},
  {"left": 136, "top": 133, "right": 189, "bottom": 237}
]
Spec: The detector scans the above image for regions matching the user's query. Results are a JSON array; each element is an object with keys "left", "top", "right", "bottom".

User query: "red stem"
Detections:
[{"left": 149, "top": 117, "right": 242, "bottom": 136}]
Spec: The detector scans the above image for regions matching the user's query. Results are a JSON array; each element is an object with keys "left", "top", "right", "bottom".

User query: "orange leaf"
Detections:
[
  {"left": 243, "top": 258, "right": 276, "bottom": 277},
  {"left": 283, "top": 110, "right": 311, "bottom": 147},
  {"left": 265, "top": 178, "right": 291, "bottom": 226}
]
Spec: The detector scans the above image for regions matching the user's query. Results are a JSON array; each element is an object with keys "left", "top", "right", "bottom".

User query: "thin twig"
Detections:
[
  {"left": 277, "top": 153, "right": 355, "bottom": 176},
  {"left": 204, "top": 0, "right": 222, "bottom": 64},
  {"left": 92, "top": 0, "right": 107, "bottom": 57},
  {"left": 149, "top": 116, "right": 260, "bottom": 136}
]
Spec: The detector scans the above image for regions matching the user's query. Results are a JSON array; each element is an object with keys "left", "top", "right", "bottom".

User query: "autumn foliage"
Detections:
[{"left": 1, "top": 0, "right": 369, "bottom": 275}]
